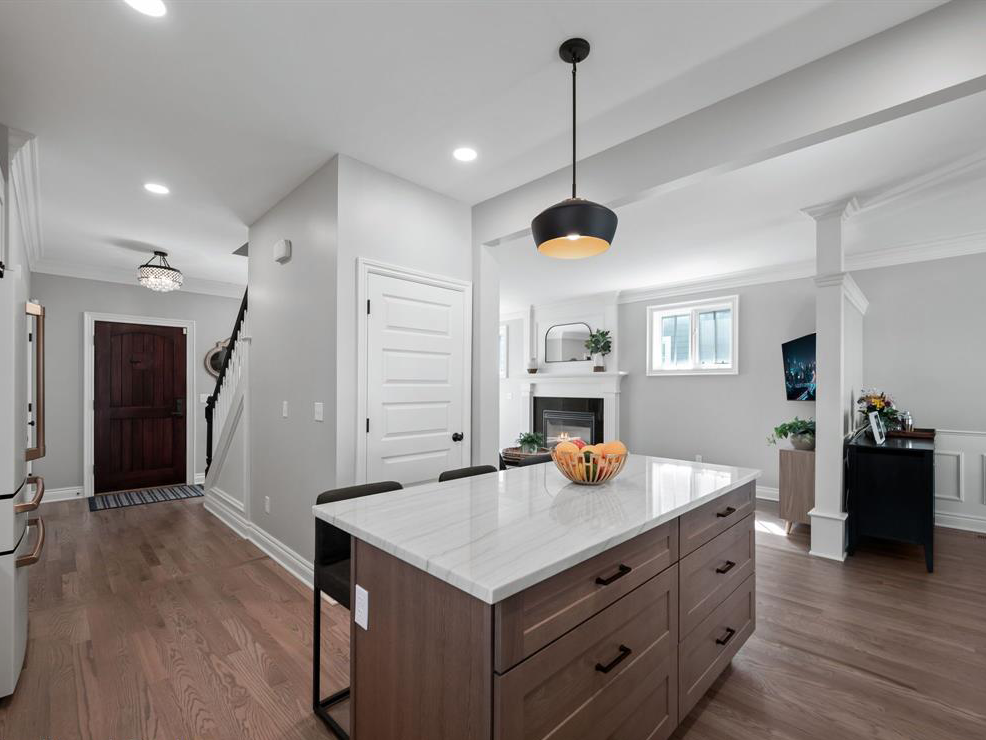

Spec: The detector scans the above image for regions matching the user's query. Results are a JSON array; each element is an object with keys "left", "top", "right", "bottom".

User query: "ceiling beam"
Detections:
[{"left": 473, "top": 0, "right": 986, "bottom": 247}]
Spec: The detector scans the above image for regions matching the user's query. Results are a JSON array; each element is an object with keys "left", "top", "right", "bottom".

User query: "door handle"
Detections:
[
  {"left": 451, "top": 432, "right": 464, "bottom": 442},
  {"left": 14, "top": 476, "right": 45, "bottom": 514},
  {"left": 172, "top": 398, "right": 185, "bottom": 418}
]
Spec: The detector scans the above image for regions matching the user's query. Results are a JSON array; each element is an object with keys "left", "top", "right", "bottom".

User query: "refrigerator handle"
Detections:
[
  {"left": 26, "top": 301, "right": 45, "bottom": 461},
  {"left": 16, "top": 518, "right": 46, "bottom": 568},
  {"left": 14, "top": 475, "right": 45, "bottom": 513}
]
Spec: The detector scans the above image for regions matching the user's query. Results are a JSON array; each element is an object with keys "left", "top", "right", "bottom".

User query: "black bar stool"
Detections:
[
  {"left": 313, "top": 480, "right": 402, "bottom": 738},
  {"left": 438, "top": 464, "right": 498, "bottom": 482}
]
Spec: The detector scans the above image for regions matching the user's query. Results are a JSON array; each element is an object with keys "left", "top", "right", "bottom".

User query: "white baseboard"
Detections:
[
  {"left": 210, "top": 486, "right": 245, "bottom": 513},
  {"left": 936, "top": 511, "right": 986, "bottom": 534},
  {"left": 42, "top": 485, "right": 85, "bottom": 503},
  {"left": 203, "top": 488, "right": 334, "bottom": 601},
  {"left": 756, "top": 485, "right": 779, "bottom": 502}
]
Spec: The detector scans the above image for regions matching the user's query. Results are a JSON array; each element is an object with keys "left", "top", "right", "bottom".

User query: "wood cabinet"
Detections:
[
  {"left": 779, "top": 448, "right": 814, "bottom": 533},
  {"left": 351, "top": 483, "right": 757, "bottom": 739}
]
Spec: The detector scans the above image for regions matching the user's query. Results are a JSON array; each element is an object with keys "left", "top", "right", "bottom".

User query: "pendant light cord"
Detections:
[{"left": 571, "top": 59, "right": 577, "bottom": 199}]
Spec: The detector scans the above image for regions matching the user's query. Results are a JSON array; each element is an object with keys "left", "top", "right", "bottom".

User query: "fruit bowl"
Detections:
[{"left": 550, "top": 447, "right": 628, "bottom": 485}]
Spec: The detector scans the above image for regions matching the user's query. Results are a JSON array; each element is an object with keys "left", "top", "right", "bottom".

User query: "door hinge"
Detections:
[
  {"left": 27, "top": 402, "right": 32, "bottom": 412},
  {"left": 182, "top": 328, "right": 187, "bottom": 335},
  {"left": 28, "top": 332, "right": 32, "bottom": 342},
  {"left": 366, "top": 417, "right": 370, "bottom": 433},
  {"left": 367, "top": 299, "right": 371, "bottom": 315}
]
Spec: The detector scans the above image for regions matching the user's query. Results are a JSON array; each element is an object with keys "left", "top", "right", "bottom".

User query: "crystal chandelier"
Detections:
[{"left": 137, "top": 251, "right": 184, "bottom": 292}]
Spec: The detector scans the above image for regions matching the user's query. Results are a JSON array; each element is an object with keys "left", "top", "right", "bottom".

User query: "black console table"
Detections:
[{"left": 845, "top": 431, "right": 935, "bottom": 572}]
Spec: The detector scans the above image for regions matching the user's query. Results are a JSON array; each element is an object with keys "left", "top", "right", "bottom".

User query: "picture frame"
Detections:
[{"left": 868, "top": 411, "right": 886, "bottom": 445}]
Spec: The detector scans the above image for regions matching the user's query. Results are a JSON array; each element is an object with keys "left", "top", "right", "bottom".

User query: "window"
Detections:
[{"left": 646, "top": 296, "right": 738, "bottom": 375}]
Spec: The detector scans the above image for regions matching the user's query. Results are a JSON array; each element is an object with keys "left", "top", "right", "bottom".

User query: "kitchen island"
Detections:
[{"left": 313, "top": 454, "right": 760, "bottom": 739}]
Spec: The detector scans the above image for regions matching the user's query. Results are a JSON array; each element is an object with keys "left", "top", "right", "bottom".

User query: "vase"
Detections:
[
  {"left": 790, "top": 433, "right": 815, "bottom": 451},
  {"left": 593, "top": 352, "right": 605, "bottom": 373},
  {"left": 520, "top": 443, "right": 537, "bottom": 454}
]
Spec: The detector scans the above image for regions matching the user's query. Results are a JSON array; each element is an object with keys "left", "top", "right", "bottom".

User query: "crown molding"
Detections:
[
  {"left": 842, "top": 273, "right": 868, "bottom": 315},
  {"left": 617, "top": 260, "right": 815, "bottom": 305},
  {"left": 801, "top": 196, "right": 857, "bottom": 221},
  {"left": 846, "top": 230, "right": 986, "bottom": 271},
  {"left": 7, "top": 127, "right": 33, "bottom": 160},
  {"left": 9, "top": 136, "right": 43, "bottom": 270},
  {"left": 850, "top": 150, "right": 986, "bottom": 217},
  {"left": 31, "top": 258, "right": 245, "bottom": 299}
]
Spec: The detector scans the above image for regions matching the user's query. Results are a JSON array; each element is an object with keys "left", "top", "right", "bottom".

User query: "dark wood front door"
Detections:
[{"left": 94, "top": 321, "right": 187, "bottom": 493}]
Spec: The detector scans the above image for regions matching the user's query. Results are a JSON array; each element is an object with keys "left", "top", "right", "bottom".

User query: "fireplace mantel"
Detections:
[{"left": 519, "top": 372, "right": 628, "bottom": 441}]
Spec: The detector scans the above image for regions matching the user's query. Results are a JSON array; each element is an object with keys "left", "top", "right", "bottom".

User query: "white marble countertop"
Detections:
[{"left": 313, "top": 454, "right": 760, "bottom": 604}]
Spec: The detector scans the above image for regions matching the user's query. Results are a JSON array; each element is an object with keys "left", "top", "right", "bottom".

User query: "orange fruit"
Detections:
[
  {"left": 600, "top": 440, "right": 627, "bottom": 456},
  {"left": 554, "top": 441, "right": 579, "bottom": 457}
]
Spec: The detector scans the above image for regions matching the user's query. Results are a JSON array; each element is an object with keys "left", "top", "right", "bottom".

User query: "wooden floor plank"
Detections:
[{"left": 1, "top": 496, "right": 984, "bottom": 739}]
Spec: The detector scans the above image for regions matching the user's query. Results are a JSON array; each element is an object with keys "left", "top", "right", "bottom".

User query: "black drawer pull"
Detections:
[
  {"left": 595, "top": 644, "right": 632, "bottom": 674},
  {"left": 715, "top": 506, "right": 736, "bottom": 518},
  {"left": 715, "top": 627, "right": 736, "bottom": 646},
  {"left": 595, "top": 563, "right": 632, "bottom": 586},
  {"left": 715, "top": 560, "right": 736, "bottom": 575}
]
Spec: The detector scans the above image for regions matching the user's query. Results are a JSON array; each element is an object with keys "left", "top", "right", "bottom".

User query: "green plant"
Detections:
[
  {"left": 767, "top": 417, "right": 816, "bottom": 445},
  {"left": 584, "top": 329, "right": 612, "bottom": 356},
  {"left": 516, "top": 431, "right": 546, "bottom": 450}
]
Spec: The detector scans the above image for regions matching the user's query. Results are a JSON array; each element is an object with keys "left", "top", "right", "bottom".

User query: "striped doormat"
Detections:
[{"left": 89, "top": 484, "right": 204, "bottom": 512}]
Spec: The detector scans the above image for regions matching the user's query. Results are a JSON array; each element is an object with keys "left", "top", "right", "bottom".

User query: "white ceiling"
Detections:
[
  {"left": 0, "top": 0, "right": 942, "bottom": 289},
  {"left": 498, "top": 89, "right": 986, "bottom": 312}
]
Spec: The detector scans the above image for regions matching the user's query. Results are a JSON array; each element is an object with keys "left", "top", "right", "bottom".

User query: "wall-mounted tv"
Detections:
[{"left": 782, "top": 333, "right": 816, "bottom": 401}]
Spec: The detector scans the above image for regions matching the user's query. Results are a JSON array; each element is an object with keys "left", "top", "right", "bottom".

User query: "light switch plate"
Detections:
[
  {"left": 313, "top": 402, "right": 324, "bottom": 422},
  {"left": 282, "top": 401, "right": 289, "bottom": 418},
  {"left": 354, "top": 585, "right": 369, "bottom": 630}
]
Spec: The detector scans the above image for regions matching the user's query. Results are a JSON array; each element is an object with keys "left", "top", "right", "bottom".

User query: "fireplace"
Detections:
[{"left": 533, "top": 397, "right": 604, "bottom": 445}]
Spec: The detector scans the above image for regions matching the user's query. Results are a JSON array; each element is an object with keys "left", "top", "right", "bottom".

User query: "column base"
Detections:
[{"left": 808, "top": 507, "right": 848, "bottom": 562}]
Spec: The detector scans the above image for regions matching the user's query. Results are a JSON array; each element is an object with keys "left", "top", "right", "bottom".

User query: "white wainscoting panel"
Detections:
[{"left": 933, "top": 431, "right": 986, "bottom": 533}]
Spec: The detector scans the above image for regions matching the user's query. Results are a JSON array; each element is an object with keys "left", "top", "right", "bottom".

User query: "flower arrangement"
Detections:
[
  {"left": 767, "top": 417, "right": 816, "bottom": 450},
  {"left": 857, "top": 389, "right": 899, "bottom": 429}
]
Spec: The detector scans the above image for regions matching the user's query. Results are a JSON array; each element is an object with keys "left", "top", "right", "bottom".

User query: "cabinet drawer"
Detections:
[
  {"left": 495, "top": 520, "right": 677, "bottom": 672},
  {"left": 679, "top": 513, "right": 754, "bottom": 637},
  {"left": 495, "top": 566, "right": 678, "bottom": 740},
  {"left": 679, "top": 574, "right": 755, "bottom": 721},
  {"left": 679, "top": 482, "right": 755, "bottom": 557}
]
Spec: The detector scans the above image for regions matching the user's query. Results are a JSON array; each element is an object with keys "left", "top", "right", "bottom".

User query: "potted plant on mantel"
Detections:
[
  {"left": 517, "top": 431, "right": 547, "bottom": 454},
  {"left": 584, "top": 329, "right": 612, "bottom": 373},
  {"left": 768, "top": 417, "right": 816, "bottom": 451}
]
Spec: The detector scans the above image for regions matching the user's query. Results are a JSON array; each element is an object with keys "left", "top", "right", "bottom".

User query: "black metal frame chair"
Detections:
[
  {"left": 437, "top": 464, "right": 498, "bottom": 482},
  {"left": 313, "top": 481, "right": 402, "bottom": 738}
]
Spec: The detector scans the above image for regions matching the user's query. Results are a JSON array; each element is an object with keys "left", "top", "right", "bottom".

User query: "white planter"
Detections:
[{"left": 593, "top": 353, "right": 605, "bottom": 372}]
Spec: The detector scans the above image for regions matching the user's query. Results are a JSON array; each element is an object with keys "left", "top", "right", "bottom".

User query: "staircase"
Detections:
[{"left": 203, "top": 289, "right": 249, "bottom": 513}]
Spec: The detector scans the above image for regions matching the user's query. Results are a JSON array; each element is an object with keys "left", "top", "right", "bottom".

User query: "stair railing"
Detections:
[{"left": 205, "top": 288, "right": 247, "bottom": 474}]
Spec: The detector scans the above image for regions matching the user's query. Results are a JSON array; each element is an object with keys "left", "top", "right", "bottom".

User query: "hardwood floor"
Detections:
[
  {"left": 0, "top": 497, "right": 350, "bottom": 740},
  {"left": 2, "top": 497, "right": 984, "bottom": 739}
]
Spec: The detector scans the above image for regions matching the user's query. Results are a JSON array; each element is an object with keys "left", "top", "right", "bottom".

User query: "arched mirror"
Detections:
[{"left": 544, "top": 322, "right": 591, "bottom": 363}]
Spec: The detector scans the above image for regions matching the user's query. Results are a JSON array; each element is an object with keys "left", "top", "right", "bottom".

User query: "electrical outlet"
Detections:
[
  {"left": 313, "top": 402, "right": 324, "bottom": 422},
  {"left": 354, "top": 584, "right": 369, "bottom": 630},
  {"left": 264, "top": 496, "right": 271, "bottom": 514},
  {"left": 695, "top": 454, "right": 703, "bottom": 463},
  {"left": 281, "top": 401, "right": 288, "bottom": 418}
]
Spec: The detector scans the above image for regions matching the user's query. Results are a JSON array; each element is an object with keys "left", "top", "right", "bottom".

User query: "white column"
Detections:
[{"left": 802, "top": 198, "right": 854, "bottom": 561}]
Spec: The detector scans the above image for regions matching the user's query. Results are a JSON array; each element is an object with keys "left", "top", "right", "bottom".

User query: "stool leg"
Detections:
[{"left": 313, "top": 581, "right": 351, "bottom": 739}]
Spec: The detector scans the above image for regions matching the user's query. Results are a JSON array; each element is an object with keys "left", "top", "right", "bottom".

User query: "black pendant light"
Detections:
[{"left": 532, "top": 38, "right": 617, "bottom": 259}]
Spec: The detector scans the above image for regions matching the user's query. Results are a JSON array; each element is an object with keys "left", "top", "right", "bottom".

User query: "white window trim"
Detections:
[{"left": 645, "top": 295, "right": 739, "bottom": 376}]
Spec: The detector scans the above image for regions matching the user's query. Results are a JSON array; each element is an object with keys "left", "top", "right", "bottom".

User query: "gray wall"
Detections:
[
  {"left": 247, "top": 157, "right": 339, "bottom": 562},
  {"left": 498, "top": 316, "right": 526, "bottom": 449},
  {"left": 619, "top": 279, "right": 816, "bottom": 489},
  {"left": 334, "top": 155, "right": 472, "bottom": 487},
  {"left": 30, "top": 273, "right": 242, "bottom": 489},
  {"left": 854, "top": 252, "right": 986, "bottom": 431}
]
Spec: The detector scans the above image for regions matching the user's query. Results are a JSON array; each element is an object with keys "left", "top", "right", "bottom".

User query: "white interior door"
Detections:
[{"left": 366, "top": 272, "right": 467, "bottom": 485}]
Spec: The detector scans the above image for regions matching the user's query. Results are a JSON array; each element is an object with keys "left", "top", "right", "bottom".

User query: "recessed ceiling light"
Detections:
[
  {"left": 144, "top": 182, "right": 170, "bottom": 195},
  {"left": 124, "top": 0, "right": 167, "bottom": 18},
  {"left": 453, "top": 147, "right": 478, "bottom": 162}
]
